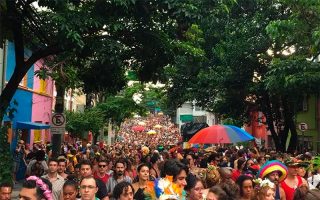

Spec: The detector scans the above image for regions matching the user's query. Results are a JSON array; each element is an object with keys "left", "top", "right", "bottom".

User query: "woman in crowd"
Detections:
[
  {"left": 253, "top": 179, "right": 275, "bottom": 200},
  {"left": 206, "top": 186, "right": 228, "bottom": 200},
  {"left": 132, "top": 164, "right": 152, "bottom": 200},
  {"left": 236, "top": 175, "right": 254, "bottom": 200},
  {"left": 62, "top": 179, "right": 78, "bottom": 200},
  {"left": 185, "top": 174, "right": 204, "bottom": 200},
  {"left": 113, "top": 181, "right": 134, "bottom": 200}
]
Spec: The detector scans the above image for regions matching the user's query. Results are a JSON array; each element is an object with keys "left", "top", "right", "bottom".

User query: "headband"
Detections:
[{"left": 26, "top": 176, "right": 53, "bottom": 200}]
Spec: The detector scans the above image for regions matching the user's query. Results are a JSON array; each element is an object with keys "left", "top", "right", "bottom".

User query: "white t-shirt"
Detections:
[{"left": 307, "top": 174, "right": 320, "bottom": 189}]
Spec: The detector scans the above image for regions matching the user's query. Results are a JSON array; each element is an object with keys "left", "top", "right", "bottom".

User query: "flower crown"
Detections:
[
  {"left": 26, "top": 176, "right": 53, "bottom": 200},
  {"left": 253, "top": 178, "right": 275, "bottom": 190}
]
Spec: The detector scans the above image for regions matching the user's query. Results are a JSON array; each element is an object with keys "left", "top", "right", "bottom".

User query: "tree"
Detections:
[
  {"left": 164, "top": 0, "right": 320, "bottom": 152},
  {"left": 65, "top": 108, "right": 104, "bottom": 140},
  {"left": 0, "top": 0, "right": 203, "bottom": 180}
]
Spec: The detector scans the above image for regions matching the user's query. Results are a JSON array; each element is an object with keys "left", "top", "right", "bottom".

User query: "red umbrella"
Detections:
[
  {"left": 131, "top": 125, "right": 145, "bottom": 132},
  {"left": 189, "top": 125, "right": 254, "bottom": 144}
]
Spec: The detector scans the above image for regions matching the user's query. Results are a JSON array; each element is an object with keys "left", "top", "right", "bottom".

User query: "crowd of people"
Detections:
[{"left": 1, "top": 114, "right": 320, "bottom": 200}]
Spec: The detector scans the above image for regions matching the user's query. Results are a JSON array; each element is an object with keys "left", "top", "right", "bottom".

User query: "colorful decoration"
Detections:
[
  {"left": 144, "top": 176, "right": 185, "bottom": 200},
  {"left": 257, "top": 160, "right": 288, "bottom": 182}
]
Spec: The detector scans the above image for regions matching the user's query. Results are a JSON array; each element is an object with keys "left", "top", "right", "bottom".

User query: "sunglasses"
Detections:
[{"left": 99, "top": 165, "right": 107, "bottom": 168}]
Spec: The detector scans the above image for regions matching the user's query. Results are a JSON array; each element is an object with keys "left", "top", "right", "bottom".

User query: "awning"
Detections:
[{"left": 16, "top": 121, "right": 50, "bottom": 130}]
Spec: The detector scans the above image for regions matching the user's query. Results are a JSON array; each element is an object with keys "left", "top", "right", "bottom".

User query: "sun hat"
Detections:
[{"left": 257, "top": 160, "right": 288, "bottom": 182}]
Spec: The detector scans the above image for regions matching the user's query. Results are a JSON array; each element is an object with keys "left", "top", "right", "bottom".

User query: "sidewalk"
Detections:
[{"left": 12, "top": 181, "right": 22, "bottom": 199}]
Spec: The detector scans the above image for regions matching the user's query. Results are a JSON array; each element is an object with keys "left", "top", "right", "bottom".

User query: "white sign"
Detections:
[
  {"left": 51, "top": 113, "right": 66, "bottom": 134},
  {"left": 298, "top": 122, "right": 308, "bottom": 131},
  {"left": 51, "top": 113, "right": 66, "bottom": 128},
  {"left": 51, "top": 127, "right": 65, "bottom": 135}
]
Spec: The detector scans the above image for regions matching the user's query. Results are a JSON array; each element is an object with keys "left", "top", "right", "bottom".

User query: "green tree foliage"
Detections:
[
  {"left": 0, "top": 0, "right": 202, "bottom": 179},
  {"left": 65, "top": 108, "right": 104, "bottom": 139},
  {"left": 165, "top": 0, "right": 320, "bottom": 152}
]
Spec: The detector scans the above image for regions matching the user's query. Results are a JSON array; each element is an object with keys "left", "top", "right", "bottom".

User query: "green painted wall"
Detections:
[{"left": 296, "top": 96, "right": 318, "bottom": 150}]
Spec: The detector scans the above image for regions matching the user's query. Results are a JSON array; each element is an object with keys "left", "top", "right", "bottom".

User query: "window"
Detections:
[
  {"left": 33, "top": 121, "right": 42, "bottom": 143},
  {"left": 39, "top": 79, "right": 46, "bottom": 93}
]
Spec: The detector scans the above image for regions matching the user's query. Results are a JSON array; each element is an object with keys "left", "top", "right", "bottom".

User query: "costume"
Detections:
[{"left": 144, "top": 176, "right": 186, "bottom": 200}]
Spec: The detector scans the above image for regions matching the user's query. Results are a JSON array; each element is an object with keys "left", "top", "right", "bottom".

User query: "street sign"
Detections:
[
  {"left": 298, "top": 122, "right": 308, "bottom": 131},
  {"left": 51, "top": 113, "right": 66, "bottom": 128},
  {"left": 51, "top": 113, "right": 66, "bottom": 134}
]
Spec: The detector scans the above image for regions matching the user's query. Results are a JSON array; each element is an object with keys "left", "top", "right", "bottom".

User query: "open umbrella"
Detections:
[
  {"left": 138, "top": 121, "right": 146, "bottom": 126},
  {"left": 188, "top": 125, "right": 254, "bottom": 144},
  {"left": 147, "top": 130, "right": 157, "bottom": 135},
  {"left": 132, "top": 125, "right": 145, "bottom": 132},
  {"left": 154, "top": 124, "right": 162, "bottom": 129}
]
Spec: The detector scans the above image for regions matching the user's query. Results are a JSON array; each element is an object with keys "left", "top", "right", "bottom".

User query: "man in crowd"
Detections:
[
  {"left": 57, "top": 158, "right": 68, "bottom": 179},
  {"left": 19, "top": 177, "right": 52, "bottom": 200},
  {"left": 0, "top": 183, "right": 12, "bottom": 200},
  {"left": 42, "top": 158, "right": 65, "bottom": 200},
  {"left": 281, "top": 159, "right": 308, "bottom": 200},
  {"left": 80, "top": 160, "right": 109, "bottom": 200},
  {"left": 106, "top": 159, "right": 132, "bottom": 200},
  {"left": 79, "top": 177, "right": 99, "bottom": 200},
  {"left": 94, "top": 159, "right": 110, "bottom": 184},
  {"left": 257, "top": 160, "right": 288, "bottom": 200}
]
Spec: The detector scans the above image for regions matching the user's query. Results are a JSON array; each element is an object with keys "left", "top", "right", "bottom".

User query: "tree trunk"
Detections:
[
  {"left": 51, "top": 83, "right": 65, "bottom": 158},
  {"left": 262, "top": 93, "right": 283, "bottom": 151}
]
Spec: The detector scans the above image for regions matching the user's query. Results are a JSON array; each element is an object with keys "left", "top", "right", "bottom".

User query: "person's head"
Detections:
[
  {"left": 236, "top": 175, "right": 253, "bottom": 198},
  {"left": 80, "top": 160, "right": 93, "bottom": 178},
  {"left": 79, "top": 177, "right": 98, "bottom": 200},
  {"left": 293, "top": 188, "right": 320, "bottom": 200},
  {"left": 237, "top": 158, "right": 246, "bottom": 171},
  {"left": 266, "top": 171, "right": 282, "bottom": 185},
  {"left": 218, "top": 167, "right": 233, "bottom": 183},
  {"left": 58, "top": 159, "right": 67, "bottom": 174},
  {"left": 35, "top": 150, "right": 46, "bottom": 162},
  {"left": 112, "top": 181, "right": 134, "bottom": 200},
  {"left": 255, "top": 186, "right": 275, "bottom": 200},
  {"left": 150, "top": 154, "right": 161, "bottom": 165},
  {"left": 20, "top": 176, "right": 52, "bottom": 200},
  {"left": 185, "top": 154, "right": 195, "bottom": 167},
  {"left": 114, "top": 159, "right": 127, "bottom": 177},
  {"left": 257, "top": 156, "right": 266, "bottom": 166},
  {"left": 258, "top": 160, "right": 288, "bottom": 185},
  {"left": 97, "top": 160, "right": 108, "bottom": 174},
  {"left": 185, "top": 174, "right": 204, "bottom": 200},
  {"left": 207, "top": 153, "right": 221, "bottom": 166},
  {"left": 161, "top": 159, "right": 188, "bottom": 188},
  {"left": 0, "top": 183, "right": 12, "bottom": 200},
  {"left": 62, "top": 180, "right": 78, "bottom": 200},
  {"left": 206, "top": 186, "right": 228, "bottom": 200},
  {"left": 48, "top": 158, "right": 58, "bottom": 174},
  {"left": 137, "top": 164, "right": 150, "bottom": 181}
]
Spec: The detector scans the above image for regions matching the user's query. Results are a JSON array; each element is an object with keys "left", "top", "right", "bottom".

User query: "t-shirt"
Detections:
[
  {"left": 96, "top": 178, "right": 108, "bottom": 200},
  {"left": 308, "top": 174, "right": 320, "bottom": 189},
  {"left": 94, "top": 172, "right": 110, "bottom": 184}
]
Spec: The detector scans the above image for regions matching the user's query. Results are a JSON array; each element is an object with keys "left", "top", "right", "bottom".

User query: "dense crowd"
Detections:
[{"left": 2, "top": 114, "right": 320, "bottom": 200}]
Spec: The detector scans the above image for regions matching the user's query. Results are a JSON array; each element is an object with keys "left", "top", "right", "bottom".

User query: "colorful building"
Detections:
[{"left": 2, "top": 42, "right": 52, "bottom": 150}]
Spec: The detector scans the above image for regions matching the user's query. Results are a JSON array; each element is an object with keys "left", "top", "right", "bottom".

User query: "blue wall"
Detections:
[
  {"left": 6, "top": 42, "right": 34, "bottom": 88},
  {"left": 4, "top": 42, "right": 34, "bottom": 146}
]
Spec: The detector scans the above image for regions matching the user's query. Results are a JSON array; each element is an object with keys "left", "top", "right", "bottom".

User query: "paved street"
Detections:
[{"left": 12, "top": 182, "right": 22, "bottom": 199}]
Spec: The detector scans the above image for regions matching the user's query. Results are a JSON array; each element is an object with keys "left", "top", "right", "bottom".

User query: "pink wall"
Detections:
[{"left": 30, "top": 60, "right": 54, "bottom": 146}]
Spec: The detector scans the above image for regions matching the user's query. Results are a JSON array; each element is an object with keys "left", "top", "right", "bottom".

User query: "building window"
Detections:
[{"left": 39, "top": 79, "right": 46, "bottom": 93}]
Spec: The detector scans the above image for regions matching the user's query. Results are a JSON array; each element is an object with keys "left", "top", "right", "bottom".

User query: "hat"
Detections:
[
  {"left": 285, "top": 157, "right": 309, "bottom": 167},
  {"left": 257, "top": 160, "right": 288, "bottom": 182}
]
